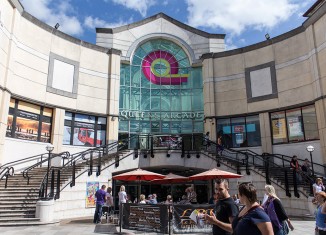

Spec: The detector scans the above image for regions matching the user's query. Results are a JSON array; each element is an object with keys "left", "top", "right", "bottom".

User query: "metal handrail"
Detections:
[
  {"left": 39, "top": 137, "right": 134, "bottom": 200},
  {"left": 203, "top": 137, "right": 309, "bottom": 197},
  {"left": 0, "top": 167, "right": 14, "bottom": 188},
  {"left": 0, "top": 153, "right": 48, "bottom": 172},
  {"left": 22, "top": 151, "right": 70, "bottom": 185}
]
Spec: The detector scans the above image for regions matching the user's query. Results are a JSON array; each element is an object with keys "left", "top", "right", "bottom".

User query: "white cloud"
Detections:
[
  {"left": 186, "top": 0, "right": 299, "bottom": 35},
  {"left": 84, "top": 16, "right": 133, "bottom": 29},
  {"left": 112, "top": 0, "right": 156, "bottom": 17},
  {"left": 20, "top": 0, "right": 83, "bottom": 36}
]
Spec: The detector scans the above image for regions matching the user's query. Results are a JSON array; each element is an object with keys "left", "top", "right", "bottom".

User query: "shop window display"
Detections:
[
  {"left": 6, "top": 98, "right": 52, "bottom": 143},
  {"left": 217, "top": 115, "right": 261, "bottom": 148},
  {"left": 63, "top": 112, "right": 106, "bottom": 147}
]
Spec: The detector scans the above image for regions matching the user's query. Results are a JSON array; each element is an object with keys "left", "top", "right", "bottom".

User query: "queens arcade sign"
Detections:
[{"left": 119, "top": 111, "right": 203, "bottom": 120}]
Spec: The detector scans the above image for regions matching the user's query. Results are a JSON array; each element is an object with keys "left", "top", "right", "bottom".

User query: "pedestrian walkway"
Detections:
[{"left": 0, "top": 218, "right": 316, "bottom": 235}]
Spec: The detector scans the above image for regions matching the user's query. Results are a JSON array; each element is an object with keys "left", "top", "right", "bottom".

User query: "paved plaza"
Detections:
[{"left": 0, "top": 218, "right": 316, "bottom": 235}]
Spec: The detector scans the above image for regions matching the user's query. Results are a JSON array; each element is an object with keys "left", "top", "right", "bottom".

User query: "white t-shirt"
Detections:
[
  {"left": 313, "top": 183, "right": 325, "bottom": 193},
  {"left": 105, "top": 192, "right": 113, "bottom": 206},
  {"left": 118, "top": 191, "right": 127, "bottom": 204}
]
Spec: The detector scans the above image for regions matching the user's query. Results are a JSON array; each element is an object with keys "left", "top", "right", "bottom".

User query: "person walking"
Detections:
[
  {"left": 315, "top": 191, "right": 326, "bottom": 235},
  {"left": 93, "top": 185, "right": 107, "bottom": 224},
  {"left": 262, "top": 185, "right": 294, "bottom": 235},
  {"left": 232, "top": 182, "right": 273, "bottom": 235},
  {"left": 204, "top": 179, "right": 239, "bottom": 235}
]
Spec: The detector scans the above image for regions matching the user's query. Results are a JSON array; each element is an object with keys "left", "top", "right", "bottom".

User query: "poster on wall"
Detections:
[
  {"left": 15, "top": 117, "right": 39, "bottom": 141},
  {"left": 86, "top": 181, "right": 99, "bottom": 208},
  {"left": 272, "top": 118, "right": 287, "bottom": 139},
  {"left": 287, "top": 117, "right": 303, "bottom": 137},
  {"left": 235, "top": 133, "right": 244, "bottom": 144}
]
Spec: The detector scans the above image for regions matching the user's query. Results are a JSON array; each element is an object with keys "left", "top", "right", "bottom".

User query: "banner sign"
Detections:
[
  {"left": 86, "top": 181, "right": 99, "bottom": 208},
  {"left": 173, "top": 204, "right": 214, "bottom": 234},
  {"left": 122, "top": 204, "right": 169, "bottom": 233}
]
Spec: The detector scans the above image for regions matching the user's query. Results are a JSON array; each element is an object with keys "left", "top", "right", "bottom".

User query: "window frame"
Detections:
[{"left": 270, "top": 105, "right": 319, "bottom": 145}]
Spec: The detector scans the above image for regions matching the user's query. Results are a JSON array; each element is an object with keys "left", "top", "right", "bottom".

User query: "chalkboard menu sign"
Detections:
[{"left": 122, "top": 204, "right": 169, "bottom": 233}]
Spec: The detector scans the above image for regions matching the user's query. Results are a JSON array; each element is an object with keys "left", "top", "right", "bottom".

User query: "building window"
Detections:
[
  {"left": 6, "top": 98, "right": 52, "bottom": 142},
  {"left": 270, "top": 105, "right": 319, "bottom": 144},
  {"left": 217, "top": 115, "right": 261, "bottom": 148},
  {"left": 119, "top": 39, "right": 204, "bottom": 135},
  {"left": 63, "top": 112, "right": 106, "bottom": 147}
]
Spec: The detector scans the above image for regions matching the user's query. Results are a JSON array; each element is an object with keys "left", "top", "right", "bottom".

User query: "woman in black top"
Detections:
[{"left": 262, "top": 185, "right": 294, "bottom": 235}]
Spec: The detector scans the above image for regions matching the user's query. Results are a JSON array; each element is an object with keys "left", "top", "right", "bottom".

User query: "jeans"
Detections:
[
  {"left": 274, "top": 228, "right": 285, "bottom": 235},
  {"left": 93, "top": 203, "right": 104, "bottom": 223}
]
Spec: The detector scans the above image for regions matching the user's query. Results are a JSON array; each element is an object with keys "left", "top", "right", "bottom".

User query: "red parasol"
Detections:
[
  {"left": 189, "top": 168, "right": 242, "bottom": 181},
  {"left": 150, "top": 173, "right": 190, "bottom": 184},
  {"left": 112, "top": 168, "right": 165, "bottom": 181}
]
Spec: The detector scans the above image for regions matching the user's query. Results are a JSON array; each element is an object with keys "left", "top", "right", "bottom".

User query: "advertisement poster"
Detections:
[
  {"left": 86, "top": 181, "right": 99, "bottom": 208},
  {"left": 272, "top": 118, "right": 286, "bottom": 139},
  {"left": 235, "top": 133, "right": 244, "bottom": 144},
  {"left": 173, "top": 204, "right": 214, "bottom": 233},
  {"left": 287, "top": 117, "right": 303, "bottom": 137}
]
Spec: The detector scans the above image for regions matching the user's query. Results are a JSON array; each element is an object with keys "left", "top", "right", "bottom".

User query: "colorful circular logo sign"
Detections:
[{"left": 142, "top": 50, "right": 189, "bottom": 85}]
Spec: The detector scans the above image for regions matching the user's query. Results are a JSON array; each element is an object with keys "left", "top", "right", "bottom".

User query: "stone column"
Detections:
[
  {"left": 106, "top": 49, "right": 121, "bottom": 144},
  {"left": 51, "top": 108, "right": 65, "bottom": 153},
  {"left": 203, "top": 58, "right": 217, "bottom": 141},
  {"left": 0, "top": 91, "right": 11, "bottom": 165},
  {"left": 315, "top": 99, "right": 326, "bottom": 164},
  {"left": 259, "top": 112, "right": 272, "bottom": 154}
]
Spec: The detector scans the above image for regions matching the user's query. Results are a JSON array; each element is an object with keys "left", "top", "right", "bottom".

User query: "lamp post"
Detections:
[
  {"left": 306, "top": 145, "right": 315, "bottom": 177},
  {"left": 45, "top": 144, "right": 54, "bottom": 199}
]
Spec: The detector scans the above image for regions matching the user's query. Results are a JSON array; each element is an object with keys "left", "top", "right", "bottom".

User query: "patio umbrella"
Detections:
[
  {"left": 189, "top": 168, "right": 242, "bottom": 181},
  {"left": 151, "top": 173, "right": 190, "bottom": 198},
  {"left": 112, "top": 168, "right": 165, "bottom": 201},
  {"left": 150, "top": 173, "right": 190, "bottom": 184},
  {"left": 113, "top": 168, "right": 165, "bottom": 181}
]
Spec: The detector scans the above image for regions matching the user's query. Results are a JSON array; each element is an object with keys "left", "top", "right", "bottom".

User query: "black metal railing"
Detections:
[
  {"left": 0, "top": 166, "right": 14, "bottom": 188},
  {"left": 201, "top": 138, "right": 311, "bottom": 198},
  {"left": 22, "top": 151, "right": 70, "bottom": 185},
  {"left": 39, "top": 137, "right": 134, "bottom": 200}
]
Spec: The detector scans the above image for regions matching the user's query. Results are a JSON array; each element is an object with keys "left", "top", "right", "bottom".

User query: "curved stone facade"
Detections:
[{"left": 2, "top": 0, "right": 326, "bottom": 168}]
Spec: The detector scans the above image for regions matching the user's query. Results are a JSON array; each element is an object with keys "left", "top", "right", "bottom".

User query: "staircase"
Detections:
[
  {"left": 0, "top": 164, "right": 88, "bottom": 226},
  {"left": 0, "top": 145, "right": 125, "bottom": 227}
]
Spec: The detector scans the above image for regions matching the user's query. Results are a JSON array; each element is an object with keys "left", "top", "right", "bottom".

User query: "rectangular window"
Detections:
[
  {"left": 302, "top": 105, "right": 319, "bottom": 140},
  {"left": 286, "top": 108, "right": 304, "bottom": 142},
  {"left": 271, "top": 111, "right": 287, "bottom": 144},
  {"left": 270, "top": 105, "right": 319, "bottom": 144},
  {"left": 246, "top": 115, "right": 261, "bottom": 147},
  {"left": 217, "top": 115, "right": 261, "bottom": 148},
  {"left": 231, "top": 117, "right": 247, "bottom": 147},
  {"left": 63, "top": 112, "right": 106, "bottom": 147},
  {"left": 6, "top": 99, "right": 52, "bottom": 143}
]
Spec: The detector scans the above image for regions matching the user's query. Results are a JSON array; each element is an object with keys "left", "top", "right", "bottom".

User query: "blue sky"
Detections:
[{"left": 20, "top": 0, "right": 316, "bottom": 50}]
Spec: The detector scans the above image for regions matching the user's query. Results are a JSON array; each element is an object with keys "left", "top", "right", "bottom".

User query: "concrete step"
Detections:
[
  {"left": 0, "top": 220, "right": 60, "bottom": 227},
  {"left": 0, "top": 218, "right": 40, "bottom": 223},
  {"left": 0, "top": 213, "right": 35, "bottom": 218},
  {"left": 0, "top": 205, "right": 36, "bottom": 209},
  {"left": 0, "top": 201, "right": 37, "bottom": 205},
  {"left": 0, "top": 197, "right": 38, "bottom": 201},
  {"left": 0, "top": 209, "right": 35, "bottom": 214}
]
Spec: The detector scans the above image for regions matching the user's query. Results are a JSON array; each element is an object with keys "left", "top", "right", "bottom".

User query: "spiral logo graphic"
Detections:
[{"left": 142, "top": 50, "right": 189, "bottom": 85}]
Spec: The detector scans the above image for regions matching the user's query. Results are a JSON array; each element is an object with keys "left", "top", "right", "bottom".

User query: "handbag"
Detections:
[{"left": 283, "top": 221, "right": 290, "bottom": 234}]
